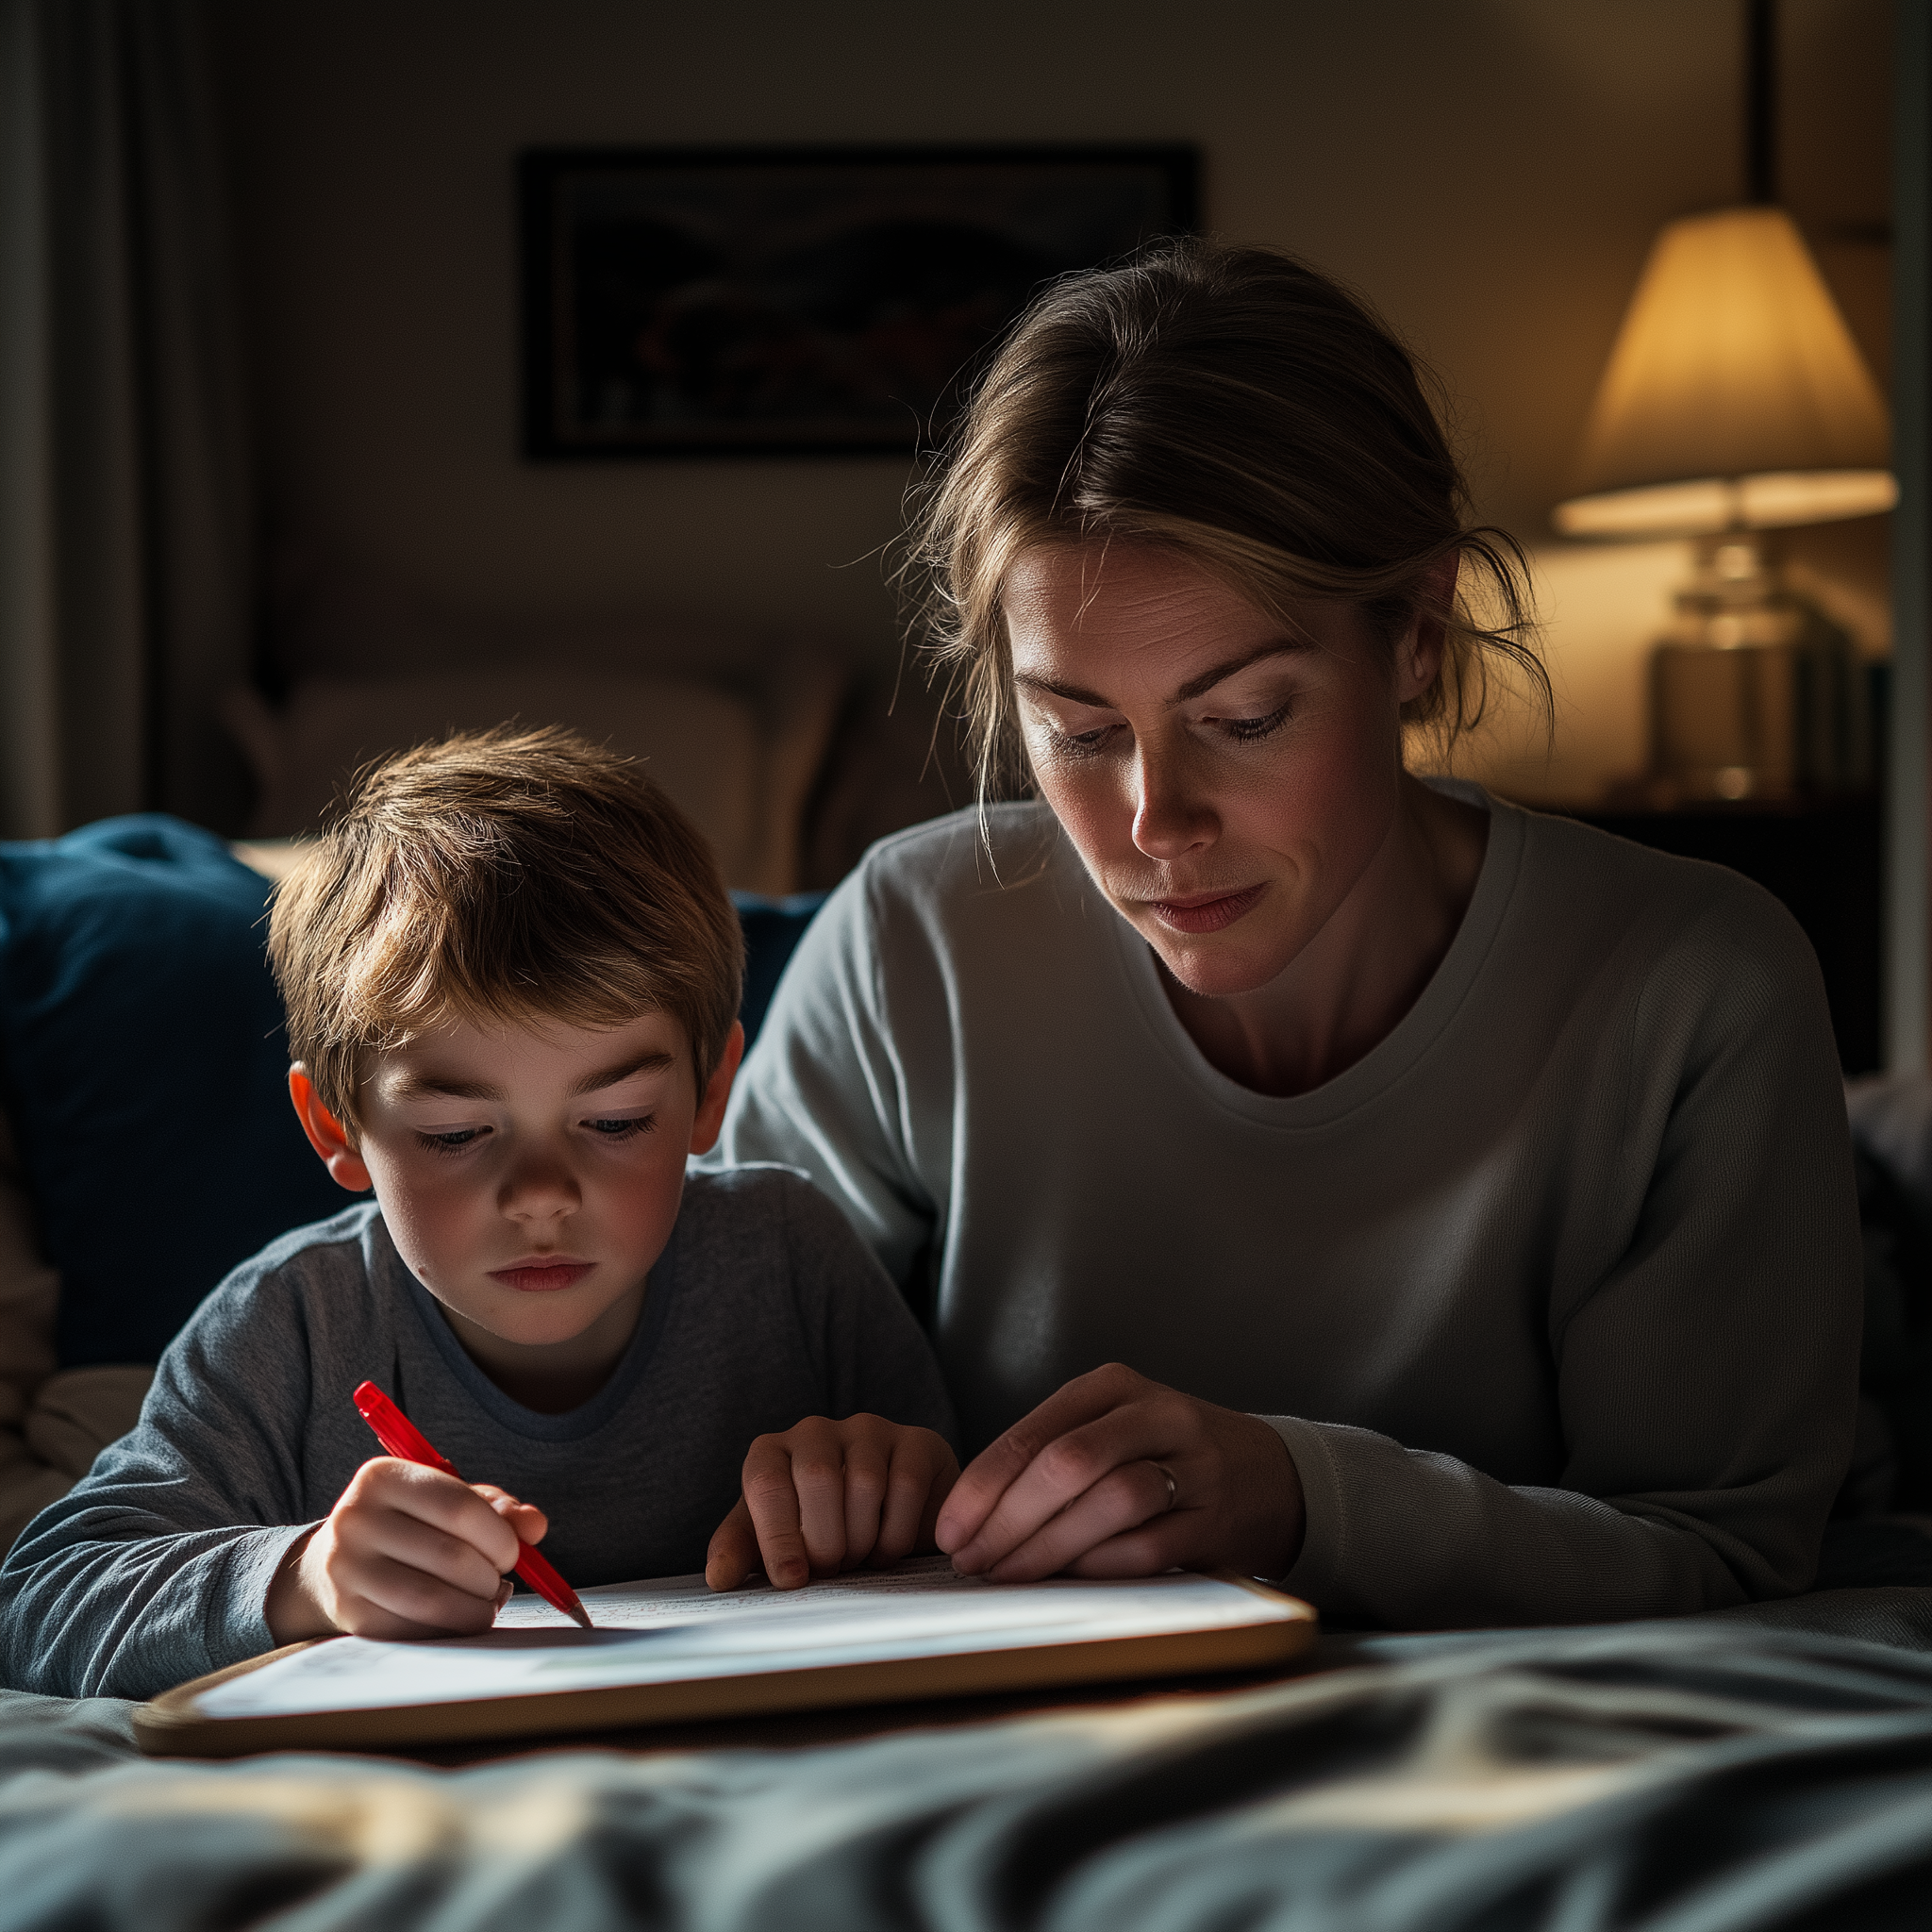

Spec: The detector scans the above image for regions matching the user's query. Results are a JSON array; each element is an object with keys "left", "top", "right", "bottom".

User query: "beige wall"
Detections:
[{"left": 210, "top": 0, "right": 1894, "bottom": 805}]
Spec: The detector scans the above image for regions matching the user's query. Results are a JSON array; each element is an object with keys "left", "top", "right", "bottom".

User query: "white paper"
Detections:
[
  {"left": 200, "top": 1559, "right": 1297, "bottom": 1721},
  {"left": 494, "top": 1552, "right": 1014, "bottom": 1629}
]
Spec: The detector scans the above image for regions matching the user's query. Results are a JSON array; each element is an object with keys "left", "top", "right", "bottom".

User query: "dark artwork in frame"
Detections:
[{"left": 520, "top": 145, "right": 1199, "bottom": 458}]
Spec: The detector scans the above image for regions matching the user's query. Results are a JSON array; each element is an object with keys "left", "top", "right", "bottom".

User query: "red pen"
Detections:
[{"left": 352, "top": 1379, "right": 592, "bottom": 1630}]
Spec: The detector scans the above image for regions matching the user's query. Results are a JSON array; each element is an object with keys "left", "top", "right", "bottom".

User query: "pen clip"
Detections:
[{"left": 353, "top": 1380, "right": 460, "bottom": 1478}]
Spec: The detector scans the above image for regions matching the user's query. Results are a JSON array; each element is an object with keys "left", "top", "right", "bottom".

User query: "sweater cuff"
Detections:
[
  {"left": 1254, "top": 1414, "right": 1354, "bottom": 1610},
  {"left": 216, "top": 1522, "right": 321, "bottom": 1663}
]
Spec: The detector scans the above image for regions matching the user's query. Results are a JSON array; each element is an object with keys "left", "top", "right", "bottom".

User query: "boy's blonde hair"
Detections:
[{"left": 268, "top": 725, "right": 743, "bottom": 1133}]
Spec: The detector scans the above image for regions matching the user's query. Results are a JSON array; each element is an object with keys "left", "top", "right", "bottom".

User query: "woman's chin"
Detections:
[{"left": 1143, "top": 928, "right": 1295, "bottom": 1002}]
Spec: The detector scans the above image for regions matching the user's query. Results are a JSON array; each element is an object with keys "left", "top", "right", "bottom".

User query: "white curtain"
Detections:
[{"left": 0, "top": 0, "right": 252, "bottom": 840}]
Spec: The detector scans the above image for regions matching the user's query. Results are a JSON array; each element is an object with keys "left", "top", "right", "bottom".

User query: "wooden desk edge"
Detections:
[{"left": 135, "top": 1578, "right": 1317, "bottom": 1758}]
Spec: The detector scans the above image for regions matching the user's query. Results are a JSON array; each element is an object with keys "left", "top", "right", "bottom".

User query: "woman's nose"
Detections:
[{"left": 1131, "top": 741, "right": 1217, "bottom": 860}]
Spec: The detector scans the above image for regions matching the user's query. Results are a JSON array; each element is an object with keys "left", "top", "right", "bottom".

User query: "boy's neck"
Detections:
[{"left": 437, "top": 1277, "right": 648, "bottom": 1414}]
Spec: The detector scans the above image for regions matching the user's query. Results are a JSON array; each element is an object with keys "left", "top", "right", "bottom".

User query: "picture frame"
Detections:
[{"left": 519, "top": 144, "right": 1200, "bottom": 458}]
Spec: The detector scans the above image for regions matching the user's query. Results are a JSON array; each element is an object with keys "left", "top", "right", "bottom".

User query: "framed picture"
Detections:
[{"left": 520, "top": 144, "right": 1199, "bottom": 458}]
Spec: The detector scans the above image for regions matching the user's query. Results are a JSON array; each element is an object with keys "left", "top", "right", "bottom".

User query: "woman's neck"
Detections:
[{"left": 1161, "top": 775, "right": 1490, "bottom": 1098}]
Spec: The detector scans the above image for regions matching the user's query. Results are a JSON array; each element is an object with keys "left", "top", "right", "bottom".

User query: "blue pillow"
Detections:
[
  {"left": 0, "top": 819, "right": 343, "bottom": 1367},
  {"left": 0, "top": 822, "right": 827, "bottom": 1369},
  {"left": 730, "top": 891, "right": 825, "bottom": 1048}
]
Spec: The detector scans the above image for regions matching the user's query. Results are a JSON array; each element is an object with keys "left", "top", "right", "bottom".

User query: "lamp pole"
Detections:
[
  {"left": 1746, "top": 0, "right": 1776, "bottom": 206},
  {"left": 1887, "top": 0, "right": 1931, "bottom": 1074}
]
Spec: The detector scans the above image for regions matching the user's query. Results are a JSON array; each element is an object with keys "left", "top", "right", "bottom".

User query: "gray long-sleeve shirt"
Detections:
[
  {"left": 708, "top": 791, "right": 1863, "bottom": 1628},
  {"left": 0, "top": 1166, "right": 954, "bottom": 1699}
]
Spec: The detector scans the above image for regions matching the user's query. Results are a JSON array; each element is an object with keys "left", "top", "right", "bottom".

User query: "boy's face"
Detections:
[{"left": 291, "top": 1011, "right": 741, "bottom": 1369}]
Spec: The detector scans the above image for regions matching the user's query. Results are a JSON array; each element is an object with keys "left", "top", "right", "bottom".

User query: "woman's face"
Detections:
[{"left": 1004, "top": 542, "right": 1439, "bottom": 1001}]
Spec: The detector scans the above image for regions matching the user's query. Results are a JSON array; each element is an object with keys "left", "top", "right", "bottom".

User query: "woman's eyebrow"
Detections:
[
  {"left": 1012, "top": 671, "right": 1112, "bottom": 707},
  {"left": 1014, "top": 640, "right": 1310, "bottom": 714},
  {"left": 1171, "top": 638, "right": 1310, "bottom": 703}
]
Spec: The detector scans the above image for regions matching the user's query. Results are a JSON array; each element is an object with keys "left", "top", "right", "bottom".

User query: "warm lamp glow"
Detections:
[{"left": 1554, "top": 206, "right": 1893, "bottom": 537}]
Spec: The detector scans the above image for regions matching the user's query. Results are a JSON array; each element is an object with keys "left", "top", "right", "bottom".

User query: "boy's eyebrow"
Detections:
[
  {"left": 391, "top": 1051, "right": 676, "bottom": 1105},
  {"left": 568, "top": 1050, "right": 675, "bottom": 1096}
]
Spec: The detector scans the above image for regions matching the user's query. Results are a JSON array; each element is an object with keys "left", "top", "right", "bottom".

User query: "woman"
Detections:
[{"left": 710, "top": 239, "right": 1860, "bottom": 1627}]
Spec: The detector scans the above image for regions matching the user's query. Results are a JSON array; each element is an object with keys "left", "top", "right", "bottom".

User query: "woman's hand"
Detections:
[
  {"left": 706, "top": 1415, "right": 959, "bottom": 1591},
  {"left": 265, "top": 1458, "right": 546, "bottom": 1642},
  {"left": 935, "top": 1364, "right": 1305, "bottom": 1582}
]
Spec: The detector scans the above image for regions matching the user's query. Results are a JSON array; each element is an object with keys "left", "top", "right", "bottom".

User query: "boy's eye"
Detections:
[
  {"left": 418, "top": 1128, "right": 485, "bottom": 1155},
  {"left": 586, "top": 1116, "right": 652, "bottom": 1141}
]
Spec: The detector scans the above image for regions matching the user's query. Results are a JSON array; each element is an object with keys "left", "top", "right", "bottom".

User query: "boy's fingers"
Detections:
[
  {"left": 473, "top": 1485, "right": 550, "bottom": 1546},
  {"left": 706, "top": 1498, "right": 760, "bottom": 1591},
  {"left": 741, "top": 1438, "right": 814, "bottom": 1589},
  {"left": 351, "top": 1507, "right": 508, "bottom": 1603},
  {"left": 341, "top": 1461, "right": 523, "bottom": 1586},
  {"left": 841, "top": 1439, "right": 891, "bottom": 1566},
  {"left": 349, "top": 1550, "right": 504, "bottom": 1637},
  {"left": 784, "top": 1423, "right": 849, "bottom": 1576},
  {"left": 874, "top": 1438, "right": 953, "bottom": 1567},
  {"left": 374, "top": 1462, "right": 525, "bottom": 1572}
]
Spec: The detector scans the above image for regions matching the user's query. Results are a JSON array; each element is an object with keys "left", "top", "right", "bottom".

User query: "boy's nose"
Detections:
[{"left": 500, "top": 1152, "right": 581, "bottom": 1221}]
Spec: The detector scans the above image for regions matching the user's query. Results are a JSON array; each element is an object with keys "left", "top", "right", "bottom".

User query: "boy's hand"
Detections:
[
  {"left": 706, "top": 1415, "right": 959, "bottom": 1592},
  {"left": 265, "top": 1457, "right": 548, "bottom": 1642}
]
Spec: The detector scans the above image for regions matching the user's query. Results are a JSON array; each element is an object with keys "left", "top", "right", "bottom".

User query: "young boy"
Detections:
[{"left": 0, "top": 727, "right": 957, "bottom": 1700}]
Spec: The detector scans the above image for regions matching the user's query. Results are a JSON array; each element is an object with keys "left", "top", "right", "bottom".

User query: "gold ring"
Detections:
[{"left": 1151, "top": 1461, "right": 1178, "bottom": 1511}]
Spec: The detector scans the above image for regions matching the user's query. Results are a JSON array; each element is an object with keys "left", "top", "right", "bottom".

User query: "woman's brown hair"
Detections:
[{"left": 903, "top": 236, "right": 1546, "bottom": 804}]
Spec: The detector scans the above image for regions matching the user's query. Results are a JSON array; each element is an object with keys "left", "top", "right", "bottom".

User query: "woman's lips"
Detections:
[
  {"left": 490, "top": 1261, "right": 593, "bottom": 1294},
  {"left": 1147, "top": 884, "right": 1265, "bottom": 935}
]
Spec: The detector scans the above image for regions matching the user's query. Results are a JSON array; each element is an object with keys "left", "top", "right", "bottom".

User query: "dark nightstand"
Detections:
[{"left": 1554, "top": 795, "right": 1882, "bottom": 1074}]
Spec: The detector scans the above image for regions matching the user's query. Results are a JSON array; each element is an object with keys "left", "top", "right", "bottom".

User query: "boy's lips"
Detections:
[{"left": 490, "top": 1260, "right": 594, "bottom": 1293}]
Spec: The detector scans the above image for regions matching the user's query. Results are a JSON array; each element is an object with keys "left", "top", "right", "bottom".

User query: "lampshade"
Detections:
[{"left": 1554, "top": 206, "right": 1895, "bottom": 537}]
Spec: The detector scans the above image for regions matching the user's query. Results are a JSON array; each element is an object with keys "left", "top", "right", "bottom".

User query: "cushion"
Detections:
[
  {"left": 226, "top": 672, "right": 764, "bottom": 876},
  {"left": 0, "top": 819, "right": 343, "bottom": 1367},
  {"left": 1846, "top": 1074, "right": 1932, "bottom": 1509},
  {"left": 731, "top": 891, "right": 826, "bottom": 1047},
  {"left": 0, "top": 820, "right": 825, "bottom": 1377}
]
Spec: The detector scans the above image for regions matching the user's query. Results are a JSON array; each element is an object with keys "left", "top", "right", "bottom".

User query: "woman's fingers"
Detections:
[
  {"left": 936, "top": 1364, "right": 1141, "bottom": 1554},
  {"left": 939, "top": 1371, "right": 1306, "bottom": 1583},
  {"left": 945, "top": 1384, "right": 1180, "bottom": 1574},
  {"left": 980, "top": 1459, "right": 1182, "bottom": 1583}
]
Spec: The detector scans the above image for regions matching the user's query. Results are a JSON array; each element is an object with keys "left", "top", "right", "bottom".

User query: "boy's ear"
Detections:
[
  {"left": 288, "top": 1066, "right": 373, "bottom": 1192},
  {"left": 688, "top": 1022, "right": 745, "bottom": 1158}
]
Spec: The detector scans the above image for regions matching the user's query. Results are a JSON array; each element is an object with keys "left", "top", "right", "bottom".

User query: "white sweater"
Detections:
[{"left": 709, "top": 791, "right": 1862, "bottom": 1627}]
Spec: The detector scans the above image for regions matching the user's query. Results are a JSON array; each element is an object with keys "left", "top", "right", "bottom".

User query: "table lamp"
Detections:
[{"left": 1553, "top": 204, "right": 1895, "bottom": 802}]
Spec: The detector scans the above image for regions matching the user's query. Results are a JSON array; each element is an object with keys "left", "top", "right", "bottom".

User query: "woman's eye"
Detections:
[
  {"left": 586, "top": 1116, "right": 652, "bottom": 1141},
  {"left": 1220, "top": 701, "right": 1292, "bottom": 743},
  {"left": 418, "top": 1128, "right": 484, "bottom": 1155},
  {"left": 1047, "top": 722, "right": 1119, "bottom": 758}
]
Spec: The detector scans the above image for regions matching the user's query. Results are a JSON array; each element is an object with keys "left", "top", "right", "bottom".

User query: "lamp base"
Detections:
[{"left": 1646, "top": 535, "right": 1866, "bottom": 803}]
